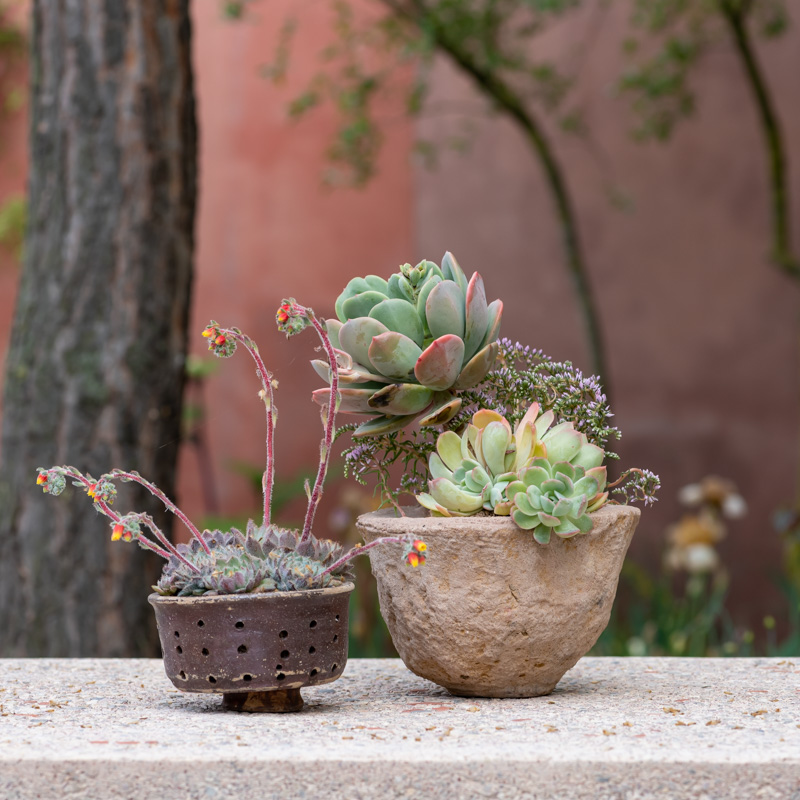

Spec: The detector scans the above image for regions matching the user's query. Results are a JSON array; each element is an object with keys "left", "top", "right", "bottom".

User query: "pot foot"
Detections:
[{"left": 222, "top": 688, "right": 304, "bottom": 713}]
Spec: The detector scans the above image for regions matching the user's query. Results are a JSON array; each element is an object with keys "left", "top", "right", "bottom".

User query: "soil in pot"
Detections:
[
  {"left": 149, "top": 582, "right": 353, "bottom": 712},
  {"left": 358, "top": 506, "right": 639, "bottom": 698}
]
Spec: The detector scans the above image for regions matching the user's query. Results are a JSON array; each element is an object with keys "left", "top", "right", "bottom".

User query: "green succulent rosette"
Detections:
[
  {"left": 416, "top": 402, "right": 609, "bottom": 541},
  {"left": 312, "top": 253, "right": 503, "bottom": 437}
]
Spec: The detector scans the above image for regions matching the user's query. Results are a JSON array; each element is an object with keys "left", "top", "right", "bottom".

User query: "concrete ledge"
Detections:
[{"left": 1, "top": 657, "right": 798, "bottom": 799}]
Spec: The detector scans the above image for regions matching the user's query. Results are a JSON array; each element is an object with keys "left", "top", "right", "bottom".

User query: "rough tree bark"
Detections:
[{"left": 0, "top": 1, "right": 196, "bottom": 656}]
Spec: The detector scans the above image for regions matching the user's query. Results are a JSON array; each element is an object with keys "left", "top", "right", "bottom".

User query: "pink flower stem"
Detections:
[
  {"left": 319, "top": 535, "right": 413, "bottom": 578},
  {"left": 220, "top": 328, "right": 275, "bottom": 530},
  {"left": 130, "top": 512, "right": 201, "bottom": 573},
  {"left": 51, "top": 468, "right": 177, "bottom": 562},
  {"left": 606, "top": 468, "right": 643, "bottom": 490},
  {"left": 294, "top": 308, "right": 338, "bottom": 545},
  {"left": 133, "top": 536, "right": 173, "bottom": 561},
  {"left": 110, "top": 470, "right": 210, "bottom": 554}
]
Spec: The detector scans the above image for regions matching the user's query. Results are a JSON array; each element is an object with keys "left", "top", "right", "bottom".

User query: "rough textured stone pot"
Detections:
[
  {"left": 149, "top": 583, "right": 353, "bottom": 712},
  {"left": 359, "top": 506, "right": 639, "bottom": 698}
]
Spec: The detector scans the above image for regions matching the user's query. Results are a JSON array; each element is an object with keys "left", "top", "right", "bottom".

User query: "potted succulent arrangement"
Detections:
[
  {"left": 312, "top": 253, "right": 660, "bottom": 698},
  {"left": 36, "top": 300, "right": 426, "bottom": 713}
]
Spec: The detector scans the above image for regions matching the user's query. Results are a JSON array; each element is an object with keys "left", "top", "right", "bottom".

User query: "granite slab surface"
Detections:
[{"left": 0, "top": 657, "right": 798, "bottom": 799}]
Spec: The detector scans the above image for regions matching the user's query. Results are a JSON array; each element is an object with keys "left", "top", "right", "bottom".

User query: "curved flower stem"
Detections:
[
  {"left": 606, "top": 467, "right": 643, "bottom": 490},
  {"left": 50, "top": 467, "right": 175, "bottom": 561},
  {"left": 291, "top": 306, "right": 339, "bottom": 545},
  {"left": 131, "top": 536, "right": 172, "bottom": 561},
  {"left": 219, "top": 329, "right": 276, "bottom": 530},
  {"left": 128, "top": 512, "right": 201, "bottom": 573},
  {"left": 319, "top": 535, "right": 413, "bottom": 578},
  {"left": 110, "top": 470, "right": 210, "bottom": 554}
]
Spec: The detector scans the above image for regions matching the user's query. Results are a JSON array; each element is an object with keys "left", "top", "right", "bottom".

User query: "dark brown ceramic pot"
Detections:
[{"left": 148, "top": 583, "right": 353, "bottom": 712}]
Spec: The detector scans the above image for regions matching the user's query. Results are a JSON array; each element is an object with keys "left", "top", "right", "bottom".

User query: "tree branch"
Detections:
[
  {"left": 379, "top": 0, "right": 610, "bottom": 390},
  {"left": 720, "top": 0, "right": 798, "bottom": 276}
]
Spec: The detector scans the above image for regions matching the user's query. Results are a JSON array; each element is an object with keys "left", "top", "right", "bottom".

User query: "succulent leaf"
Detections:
[
  {"left": 367, "top": 383, "right": 434, "bottom": 415},
  {"left": 369, "top": 298, "right": 425, "bottom": 347},
  {"left": 440, "top": 251, "right": 469, "bottom": 297},
  {"left": 414, "top": 334, "right": 465, "bottom": 390},
  {"left": 452, "top": 342, "right": 499, "bottom": 390},
  {"left": 367, "top": 331, "right": 423, "bottom": 380},
  {"left": 426, "top": 280, "right": 466, "bottom": 340},
  {"left": 417, "top": 395, "right": 462, "bottom": 426},
  {"left": 463, "top": 272, "right": 489, "bottom": 362},
  {"left": 341, "top": 290, "right": 387, "bottom": 320},
  {"left": 339, "top": 317, "right": 390, "bottom": 368}
]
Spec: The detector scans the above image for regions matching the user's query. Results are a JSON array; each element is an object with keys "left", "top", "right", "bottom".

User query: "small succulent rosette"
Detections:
[{"left": 417, "top": 402, "right": 610, "bottom": 543}]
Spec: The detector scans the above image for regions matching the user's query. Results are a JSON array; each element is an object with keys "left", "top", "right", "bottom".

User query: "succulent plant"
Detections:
[
  {"left": 505, "top": 460, "right": 607, "bottom": 544},
  {"left": 312, "top": 253, "right": 503, "bottom": 436},
  {"left": 154, "top": 526, "right": 355, "bottom": 596},
  {"left": 416, "top": 401, "right": 609, "bottom": 541},
  {"left": 417, "top": 401, "right": 607, "bottom": 516},
  {"left": 36, "top": 301, "right": 427, "bottom": 598}
]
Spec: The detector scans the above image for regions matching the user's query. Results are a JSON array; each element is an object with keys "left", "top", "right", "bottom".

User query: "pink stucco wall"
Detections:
[
  {"left": 2, "top": 2, "right": 800, "bottom": 631},
  {"left": 178, "top": 2, "right": 414, "bottom": 524}
]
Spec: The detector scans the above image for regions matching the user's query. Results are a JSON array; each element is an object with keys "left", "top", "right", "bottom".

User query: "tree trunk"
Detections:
[{"left": 0, "top": 1, "right": 196, "bottom": 656}]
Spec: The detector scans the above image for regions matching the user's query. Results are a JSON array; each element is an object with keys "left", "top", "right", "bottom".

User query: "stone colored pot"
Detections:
[
  {"left": 359, "top": 506, "right": 639, "bottom": 698},
  {"left": 149, "top": 582, "right": 353, "bottom": 712}
]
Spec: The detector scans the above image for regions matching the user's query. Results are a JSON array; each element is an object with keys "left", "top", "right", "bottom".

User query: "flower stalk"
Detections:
[
  {"left": 276, "top": 300, "right": 340, "bottom": 545},
  {"left": 319, "top": 536, "right": 426, "bottom": 578}
]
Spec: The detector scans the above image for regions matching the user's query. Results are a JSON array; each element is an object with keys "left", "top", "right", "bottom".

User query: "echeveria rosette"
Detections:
[
  {"left": 312, "top": 253, "right": 503, "bottom": 437},
  {"left": 505, "top": 459, "right": 608, "bottom": 544},
  {"left": 416, "top": 401, "right": 610, "bottom": 540},
  {"left": 416, "top": 403, "right": 552, "bottom": 516}
]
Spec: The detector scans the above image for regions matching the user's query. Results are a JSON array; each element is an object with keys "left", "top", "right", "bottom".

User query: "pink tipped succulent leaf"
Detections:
[
  {"left": 414, "top": 334, "right": 465, "bottom": 391},
  {"left": 367, "top": 331, "right": 423, "bottom": 380}
]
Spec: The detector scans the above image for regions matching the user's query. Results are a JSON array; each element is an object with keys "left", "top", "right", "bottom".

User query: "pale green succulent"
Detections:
[
  {"left": 312, "top": 253, "right": 503, "bottom": 437},
  {"left": 506, "top": 459, "right": 608, "bottom": 544},
  {"left": 416, "top": 402, "right": 609, "bottom": 541}
]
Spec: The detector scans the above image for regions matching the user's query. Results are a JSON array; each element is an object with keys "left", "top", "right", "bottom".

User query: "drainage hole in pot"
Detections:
[
  {"left": 197, "top": 620, "right": 204, "bottom": 627},
  {"left": 237, "top": 644, "right": 247, "bottom": 654},
  {"left": 176, "top": 646, "right": 183, "bottom": 654},
  {"left": 243, "top": 674, "right": 252, "bottom": 682},
  {"left": 202, "top": 648, "right": 209, "bottom": 656},
  {"left": 279, "top": 630, "right": 288, "bottom": 639},
  {"left": 208, "top": 676, "right": 217, "bottom": 684},
  {"left": 310, "top": 669, "right": 318, "bottom": 677},
  {"left": 179, "top": 670, "right": 186, "bottom": 679},
  {"left": 309, "top": 646, "right": 316, "bottom": 654},
  {"left": 174, "top": 631, "right": 180, "bottom": 638},
  {"left": 309, "top": 620, "right": 317, "bottom": 628},
  {"left": 332, "top": 635, "right": 338, "bottom": 643},
  {"left": 276, "top": 673, "right": 285, "bottom": 681},
  {"left": 280, "top": 649, "right": 289, "bottom": 659},
  {"left": 331, "top": 664, "right": 338, "bottom": 673},
  {"left": 235, "top": 621, "right": 244, "bottom": 629}
]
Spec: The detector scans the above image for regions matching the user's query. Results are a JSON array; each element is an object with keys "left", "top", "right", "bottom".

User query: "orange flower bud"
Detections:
[
  {"left": 406, "top": 552, "right": 420, "bottom": 568},
  {"left": 87, "top": 483, "right": 97, "bottom": 498},
  {"left": 111, "top": 523, "right": 125, "bottom": 542},
  {"left": 214, "top": 335, "right": 226, "bottom": 346},
  {"left": 36, "top": 473, "right": 48, "bottom": 485},
  {"left": 413, "top": 540, "right": 427, "bottom": 553},
  {"left": 201, "top": 327, "right": 215, "bottom": 338}
]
